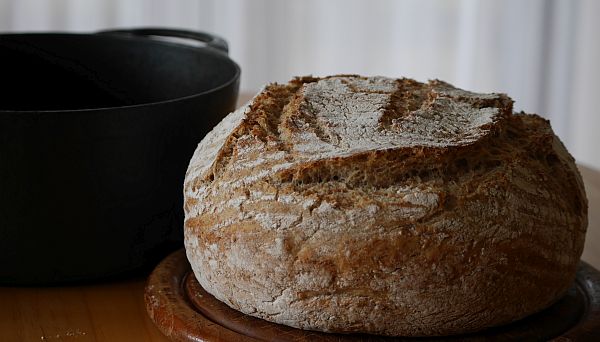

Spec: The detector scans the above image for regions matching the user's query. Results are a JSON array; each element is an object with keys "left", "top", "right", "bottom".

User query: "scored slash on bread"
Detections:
[{"left": 183, "top": 75, "right": 587, "bottom": 336}]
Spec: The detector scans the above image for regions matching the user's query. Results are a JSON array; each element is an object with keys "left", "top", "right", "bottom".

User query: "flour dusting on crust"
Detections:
[{"left": 183, "top": 75, "right": 587, "bottom": 337}]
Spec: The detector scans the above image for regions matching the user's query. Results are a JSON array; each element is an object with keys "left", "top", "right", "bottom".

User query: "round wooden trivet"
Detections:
[{"left": 145, "top": 249, "right": 600, "bottom": 341}]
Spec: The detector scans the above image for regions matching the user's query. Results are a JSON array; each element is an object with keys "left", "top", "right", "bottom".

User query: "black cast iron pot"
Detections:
[{"left": 0, "top": 28, "right": 240, "bottom": 284}]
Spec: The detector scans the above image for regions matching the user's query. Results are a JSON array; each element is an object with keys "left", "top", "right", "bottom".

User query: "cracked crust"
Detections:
[{"left": 183, "top": 75, "right": 588, "bottom": 336}]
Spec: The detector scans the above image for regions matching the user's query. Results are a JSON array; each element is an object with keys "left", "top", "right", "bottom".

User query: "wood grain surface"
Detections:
[
  {"left": 0, "top": 91, "right": 598, "bottom": 342},
  {"left": 0, "top": 277, "right": 169, "bottom": 342}
]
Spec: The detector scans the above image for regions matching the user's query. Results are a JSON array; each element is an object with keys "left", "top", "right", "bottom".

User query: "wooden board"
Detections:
[{"left": 145, "top": 249, "right": 600, "bottom": 342}]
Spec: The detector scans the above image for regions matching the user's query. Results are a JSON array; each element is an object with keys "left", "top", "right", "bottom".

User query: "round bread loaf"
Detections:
[{"left": 183, "top": 75, "right": 587, "bottom": 336}]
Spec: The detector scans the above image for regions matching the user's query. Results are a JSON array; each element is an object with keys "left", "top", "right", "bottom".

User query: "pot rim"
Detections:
[{"left": 0, "top": 31, "right": 241, "bottom": 114}]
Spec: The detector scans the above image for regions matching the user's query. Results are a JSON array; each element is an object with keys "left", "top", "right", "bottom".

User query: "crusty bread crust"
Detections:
[{"left": 183, "top": 75, "right": 587, "bottom": 336}]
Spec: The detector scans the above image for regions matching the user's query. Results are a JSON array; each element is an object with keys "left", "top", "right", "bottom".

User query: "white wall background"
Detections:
[{"left": 1, "top": 0, "right": 599, "bottom": 169}]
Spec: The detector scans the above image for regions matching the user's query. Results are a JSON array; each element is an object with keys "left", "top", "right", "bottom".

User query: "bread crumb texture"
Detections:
[{"left": 184, "top": 75, "right": 587, "bottom": 336}]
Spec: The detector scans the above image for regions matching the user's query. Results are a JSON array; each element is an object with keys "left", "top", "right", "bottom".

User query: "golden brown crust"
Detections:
[{"left": 183, "top": 75, "right": 587, "bottom": 336}]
